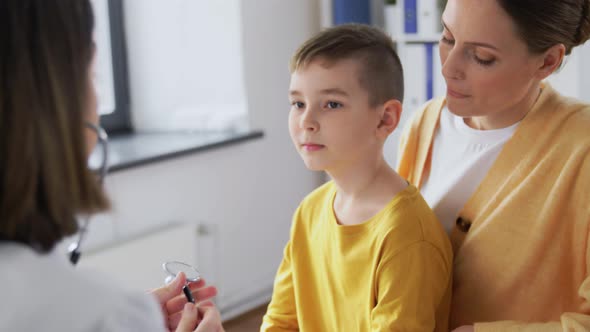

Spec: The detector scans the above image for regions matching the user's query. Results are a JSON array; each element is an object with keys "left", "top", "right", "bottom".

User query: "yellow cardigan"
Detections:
[{"left": 397, "top": 84, "right": 590, "bottom": 331}]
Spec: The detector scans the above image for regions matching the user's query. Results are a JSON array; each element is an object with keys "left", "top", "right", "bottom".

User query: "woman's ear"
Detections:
[
  {"left": 377, "top": 99, "right": 402, "bottom": 138},
  {"left": 535, "top": 43, "right": 566, "bottom": 80}
]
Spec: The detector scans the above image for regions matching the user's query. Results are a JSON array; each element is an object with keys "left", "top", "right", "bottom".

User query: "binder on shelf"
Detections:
[
  {"left": 418, "top": 0, "right": 442, "bottom": 35},
  {"left": 333, "top": 0, "right": 371, "bottom": 25},
  {"left": 404, "top": 0, "right": 442, "bottom": 36},
  {"left": 402, "top": 43, "right": 445, "bottom": 114},
  {"left": 404, "top": 0, "right": 418, "bottom": 34},
  {"left": 387, "top": 42, "right": 445, "bottom": 168},
  {"left": 401, "top": 44, "right": 426, "bottom": 125},
  {"left": 384, "top": 3, "right": 401, "bottom": 40},
  {"left": 387, "top": 42, "right": 425, "bottom": 169},
  {"left": 425, "top": 43, "right": 434, "bottom": 100},
  {"left": 433, "top": 44, "right": 447, "bottom": 98}
]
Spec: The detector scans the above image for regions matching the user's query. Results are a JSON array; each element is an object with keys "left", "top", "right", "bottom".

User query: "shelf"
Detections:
[{"left": 401, "top": 34, "right": 441, "bottom": 43}]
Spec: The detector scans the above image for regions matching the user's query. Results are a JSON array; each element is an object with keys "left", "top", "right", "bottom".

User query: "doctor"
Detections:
[{"left": 0, "top": 0, "right": 223, "bottom": 331}]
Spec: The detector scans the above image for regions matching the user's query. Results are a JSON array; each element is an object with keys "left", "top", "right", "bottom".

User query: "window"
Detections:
[
  {"left": 93, "top": 0, "right": 249, "bottom": 134},
  {"left": 91, "top": 0, "right": 132, "bottom": 134}
]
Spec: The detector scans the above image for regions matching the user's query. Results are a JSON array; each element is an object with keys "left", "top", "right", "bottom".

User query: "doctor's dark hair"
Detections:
[
  {"left": 290, "top": 23, "right": 404, "bottom": 106},
  {"left": 0, "top": 0, "right": 109, "bottom": 252},
  {"left": 496, "top": 0, "right": 590, "bottom": 56}
]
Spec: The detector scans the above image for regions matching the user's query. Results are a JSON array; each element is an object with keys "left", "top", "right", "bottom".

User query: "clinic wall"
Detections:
[
  {"left": 583, "top": 45, "right": 590, "bottom": 102},
  {"left": 80, "top": 0, "right": 324, "bottom": 319}
]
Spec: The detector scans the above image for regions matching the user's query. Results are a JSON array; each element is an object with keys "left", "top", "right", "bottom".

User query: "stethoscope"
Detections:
[
  {"left": 68, "top": 122, "right": 109, "bottom": 265},
  {"left": 162, "top": 261, "right": 202, "bottom": 303},
  {"left": 68, "top": 123, "right": 202, "bottom": 304}
]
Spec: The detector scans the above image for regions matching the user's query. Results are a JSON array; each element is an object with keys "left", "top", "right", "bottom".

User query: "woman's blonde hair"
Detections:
[{"left": 0, "top": 0, "right": 109, "bottom": 252}]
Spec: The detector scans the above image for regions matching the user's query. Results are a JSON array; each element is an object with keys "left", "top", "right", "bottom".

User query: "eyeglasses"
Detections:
[{"left": 68, "top": 122, "right": 109, "bottom": 265}]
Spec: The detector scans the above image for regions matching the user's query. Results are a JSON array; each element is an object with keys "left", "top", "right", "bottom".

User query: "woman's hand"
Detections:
[
  {"left": 150, "top": 272, "right": 218, "bottom": 331},
  {"left": 452, "top": 326, "right": 474, "bottom": 332}
]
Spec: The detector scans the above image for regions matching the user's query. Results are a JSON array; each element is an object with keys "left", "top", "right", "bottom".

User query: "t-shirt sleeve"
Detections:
[{"left": 371, "top": 241, "right": 452, "bottom": 331}]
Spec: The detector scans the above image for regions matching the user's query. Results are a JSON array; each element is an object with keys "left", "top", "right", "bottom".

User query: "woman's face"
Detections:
[
  {"left": 439, "top": 0, "right": 546, "bottom": 129},
  {"left": 84, "top": 51, "right": 99, "bottom": 156}
]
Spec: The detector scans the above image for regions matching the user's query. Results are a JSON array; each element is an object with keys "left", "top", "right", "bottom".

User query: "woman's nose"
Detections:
[{"left": 441, "top": 47, "right": 465, "bottom": 81}]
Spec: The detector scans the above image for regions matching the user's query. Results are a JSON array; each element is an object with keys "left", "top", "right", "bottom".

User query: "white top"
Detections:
[
  {"left": 420, "top": 106, "right": 519, "bottom": 233},
  {"left": 0, "top": 242, "right": 166, "bottom": 332}
]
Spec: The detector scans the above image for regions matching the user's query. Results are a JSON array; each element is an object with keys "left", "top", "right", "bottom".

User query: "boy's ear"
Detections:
[{"left": 377, "top": 99, "right": 402, "bottom": 138}]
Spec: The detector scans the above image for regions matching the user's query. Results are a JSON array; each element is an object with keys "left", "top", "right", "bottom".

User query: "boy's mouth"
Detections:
[{"left": 301, "top": 143, "right": 325, "bottom": 151}]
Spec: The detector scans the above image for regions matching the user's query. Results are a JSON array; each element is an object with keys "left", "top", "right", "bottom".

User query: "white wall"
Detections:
[
  {"left": 548, "top": 42, "right": 590, "bottom": 103},
  {"left": 77, "top": 0, "right": 323, "bottom": 320},
  {"left": 123, "top": 0, "right": 248, "bottom": 131},
  {"left": 581, "top": 43, "right": 590, "bottom": 103}
]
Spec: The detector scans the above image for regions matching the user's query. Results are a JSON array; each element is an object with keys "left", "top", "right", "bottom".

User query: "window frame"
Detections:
[{"left": 98, "top": 0, "right": 133, "bottom": 135}]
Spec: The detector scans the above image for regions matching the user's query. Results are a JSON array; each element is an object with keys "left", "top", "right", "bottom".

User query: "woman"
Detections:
[
  {"left": 397, "top": 0, "right": 590, "bottom": 331},
  {"left": 0, "top": 1, "right": 222, "bottom": 331}
]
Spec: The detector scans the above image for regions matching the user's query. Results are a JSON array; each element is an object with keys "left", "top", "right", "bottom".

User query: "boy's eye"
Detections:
[
  {"left": 326, "top": 101, "right": 343, "bottom": 109},
  {"left": 291, "top": 101, "right": 305, "bottom": 109}
]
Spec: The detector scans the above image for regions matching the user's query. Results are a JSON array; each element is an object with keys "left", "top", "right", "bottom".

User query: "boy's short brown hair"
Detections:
[{"left": 290, "top": 23, "right": 404, "bottom": 107}]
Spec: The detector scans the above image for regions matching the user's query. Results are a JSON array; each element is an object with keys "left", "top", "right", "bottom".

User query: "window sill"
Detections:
[{"left": 97, "top": 129, "right": 264, "bottom": 173}]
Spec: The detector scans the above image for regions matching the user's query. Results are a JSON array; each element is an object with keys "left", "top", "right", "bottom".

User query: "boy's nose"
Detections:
[{"left": 300, "top": 110, "right": 319, "bottom": 131}]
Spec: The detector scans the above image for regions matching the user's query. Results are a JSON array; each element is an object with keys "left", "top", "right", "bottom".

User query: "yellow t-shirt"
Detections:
[{"left": 261, "top": 181, "right": 453, "bottom": 332}]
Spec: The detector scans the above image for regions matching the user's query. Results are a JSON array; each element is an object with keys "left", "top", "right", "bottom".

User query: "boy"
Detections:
[{"left": 261, "top": 24, "right": 452, "bottom": 331}]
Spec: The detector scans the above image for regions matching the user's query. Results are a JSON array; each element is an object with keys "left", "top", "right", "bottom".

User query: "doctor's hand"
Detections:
[
  {"left": 150, "top": 272, "right": 218, "bottom": 331},
  {"left": 195, "top": 302, "right": 224, "bottom": 332},
  {"left": 175, "top": 302, "right": 224, "bottom": 332}
]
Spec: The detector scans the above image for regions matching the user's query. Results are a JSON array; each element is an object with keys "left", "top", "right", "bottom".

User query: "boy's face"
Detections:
[{"left": 288, "top": 58, "right": 383, "bottom": 173}]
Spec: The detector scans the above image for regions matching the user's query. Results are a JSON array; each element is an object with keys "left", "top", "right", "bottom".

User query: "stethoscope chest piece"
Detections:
[{"left": 162, "top": 261, "right": 201, "bottom": 303}]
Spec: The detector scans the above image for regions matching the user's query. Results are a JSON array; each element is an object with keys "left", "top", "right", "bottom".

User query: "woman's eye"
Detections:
[
  {"left": 473, "top": 54, "right": 496, "bottom": 66},
  {"left": 440, "top": 36, "right": 455, "bottom": 45},
  {"left": 326, "top": 101, "right": 343, "bottom": 109}
]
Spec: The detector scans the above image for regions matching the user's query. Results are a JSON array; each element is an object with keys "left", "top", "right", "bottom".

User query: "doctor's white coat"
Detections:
[{"left": 0, "top": 242, "right": 167, "bottom": 331}]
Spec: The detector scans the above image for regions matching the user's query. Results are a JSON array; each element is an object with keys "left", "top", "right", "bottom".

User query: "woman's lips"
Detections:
[{"left": 447, "top": 88, "right": 470, "bottom": 99}]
